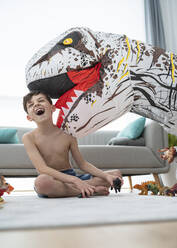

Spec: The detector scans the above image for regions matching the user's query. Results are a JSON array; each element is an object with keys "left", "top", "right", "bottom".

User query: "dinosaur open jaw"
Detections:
[
  {"left": 28, "top": 72, "right": 75, "bottom": 99},
  {"left": 28, "top": 63, "right": 101, "bottom": 99}
]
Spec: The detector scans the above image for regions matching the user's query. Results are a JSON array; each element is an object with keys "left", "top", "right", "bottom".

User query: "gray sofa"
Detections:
[{"left": 0, "top": 119, "right": 169, "bottom": 186}]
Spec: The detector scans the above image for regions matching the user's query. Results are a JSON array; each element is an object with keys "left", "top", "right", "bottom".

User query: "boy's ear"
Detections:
[{"left": 26, "top": 115, "right": 33, "bottom": 121}]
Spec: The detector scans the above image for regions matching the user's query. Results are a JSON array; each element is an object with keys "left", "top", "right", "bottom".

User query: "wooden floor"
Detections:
[{"left": 1, "top": 221, "right": 177, "bottom": 248}]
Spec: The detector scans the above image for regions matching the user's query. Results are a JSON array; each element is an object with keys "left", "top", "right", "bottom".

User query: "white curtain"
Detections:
[
  {"left": 144, "top": 0, "right": 177, "bottom": 53},
  {"left": 160, "top": 0, "right": 177, "bottom": 53},
  {"left": 144, "top": 0, "right": 166, "bottom": 49}
]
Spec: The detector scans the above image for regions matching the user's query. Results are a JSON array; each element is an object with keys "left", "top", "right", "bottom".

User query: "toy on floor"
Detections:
[
  {"left": 133, "top": 181, "right": 177, "bottom": 197},
  {"left": 133, "top": 181, "right": 156, "bottom": 195},
  {"left": 158, "top": 146, "right": 177, "bottom": 164},
  {"left": 26, "top": 27, "right": 177, "bottom": 139},
  {"left": 111, "top": 178, "right": 122, "bottom": 193},
  {"left": 146, "top": 183, "right": 159, "bottom": 195},
  {"left": 164, "top": 183, "right": 177, "bottom": 196},
  {"left": 0, "top": 175, "right": 14, "bottom": 203}
]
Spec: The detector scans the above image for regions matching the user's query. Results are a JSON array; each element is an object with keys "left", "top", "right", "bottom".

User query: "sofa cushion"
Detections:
[
  {"left": 117, "top": 117, "right": 146, "bottom": 139},
  {"left": 107, "top": 136, "right": 145, "bottom": 146},
  {"left": 0, "top": 128, "right": 20, "bottom": 144}
]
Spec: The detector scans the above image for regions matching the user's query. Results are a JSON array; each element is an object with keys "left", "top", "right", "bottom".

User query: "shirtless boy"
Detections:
[{"left": 22, "top": 91, "right": 123, "bottom": 198}]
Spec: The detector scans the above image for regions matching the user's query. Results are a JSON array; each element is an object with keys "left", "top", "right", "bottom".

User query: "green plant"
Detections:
[{"left": 168, "top": 133, "right": 177, "bottom": 147}]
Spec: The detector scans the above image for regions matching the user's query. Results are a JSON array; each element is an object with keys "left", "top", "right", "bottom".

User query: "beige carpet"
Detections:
[{"left": 1, "top": 192, "right": 177, "bottom": 230}]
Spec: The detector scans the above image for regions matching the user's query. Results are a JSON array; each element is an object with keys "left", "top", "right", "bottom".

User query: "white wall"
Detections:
[{"left": 0, "top": 0, "right": 145, "bottom": 129}]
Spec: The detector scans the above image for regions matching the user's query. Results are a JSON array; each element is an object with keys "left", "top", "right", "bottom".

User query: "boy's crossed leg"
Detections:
[{"left": 34, "top": 169, "right": 122, "bottom": 198}]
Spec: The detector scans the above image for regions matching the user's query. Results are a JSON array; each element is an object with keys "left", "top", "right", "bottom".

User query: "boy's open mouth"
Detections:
[{"left": 35, "top": 108, "right": 45, "bottom": 116}]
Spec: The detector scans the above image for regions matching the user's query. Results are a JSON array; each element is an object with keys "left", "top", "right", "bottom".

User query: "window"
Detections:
[{"left": 0, "top": 0, "right": 145, "bottom": 128}]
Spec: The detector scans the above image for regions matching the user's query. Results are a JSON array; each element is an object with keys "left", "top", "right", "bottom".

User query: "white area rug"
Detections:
[{"left": 1, "top": 192, "right": 177, "bottom": 230}]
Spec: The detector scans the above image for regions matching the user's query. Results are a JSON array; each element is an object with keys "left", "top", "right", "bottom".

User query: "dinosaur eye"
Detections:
[{"left": 63, "top": 38, "right": 73, "bottom": 45}]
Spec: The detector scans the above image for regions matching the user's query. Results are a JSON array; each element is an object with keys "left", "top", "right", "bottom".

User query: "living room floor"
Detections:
[
  {"left": 1, "top": 175, "right": 177, "bottom": 248},
  {"left": 1, "top": 221, "right": 177, "bottom": 248}
]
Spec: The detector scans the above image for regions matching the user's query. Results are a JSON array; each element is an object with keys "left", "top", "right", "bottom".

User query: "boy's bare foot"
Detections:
[
  {"left": 78, "top": 186, "right": 109, "bottom": 198},
  {"left": 94, "top": 186, "right": 109, "bottom": 196}
]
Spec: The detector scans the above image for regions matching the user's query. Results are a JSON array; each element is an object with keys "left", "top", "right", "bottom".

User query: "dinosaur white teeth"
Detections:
[
  {"left": 62, "top": 107, "right": 68, "bottom": 116},
  {"left": 74, "top": 90, "right": 84, "bottom": 97},
  {"left": 66, "top": 102, "right": 73, "bottom": 108},
  {"left": 71, "top": 90, "right": 84, "bottom": 102},
  {"left": 71, "top": 96, "right": 77, "bottom": 102}
]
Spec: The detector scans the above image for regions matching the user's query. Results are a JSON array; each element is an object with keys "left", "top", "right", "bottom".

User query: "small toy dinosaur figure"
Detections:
[
  {"left": 158, "top": 186, "right": 170, "bottom": 196},
  {"left": 158, "top": 146, "right": 177, "bottom": 164},
  {"left": 134, "top": 181, "right": 177, "bottom": 197},
  {"left": 111, "top": 178, "right": 122, "bottom": 193},
  {"left": 147, "top": 183, "right": 159, "bottom": 195},
  {"left": 0, "top": 175, "right": 14, "bottom": 203},
  {"left": 133, "top": 181, "right": 156, "bottom": 195},
  {"left": 163, "top": 183, "right": 177, "bottom": 196}
]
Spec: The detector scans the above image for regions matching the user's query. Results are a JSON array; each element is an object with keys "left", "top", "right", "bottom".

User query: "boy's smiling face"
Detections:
[{"left": 26, "top": 93, "right": 55, "bottom": 123}]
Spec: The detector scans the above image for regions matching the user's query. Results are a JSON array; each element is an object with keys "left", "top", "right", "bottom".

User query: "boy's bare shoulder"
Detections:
[
  {"left": 63, "top": 130, "right": 76, "bottom": 140},
  {"left": 22, "top": 129, "right": 36, "bottom": 143},
  {"left": 60, "top": 130, "right": 77, "bottom": 143}
]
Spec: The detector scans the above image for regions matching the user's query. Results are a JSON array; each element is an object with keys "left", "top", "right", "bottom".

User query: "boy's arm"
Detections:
[
  {"left": 22, "top": 133, "right": 96, "bottom": 197},
  {"left": 70, "top": 137, "right": 121, "bottom": 187}
]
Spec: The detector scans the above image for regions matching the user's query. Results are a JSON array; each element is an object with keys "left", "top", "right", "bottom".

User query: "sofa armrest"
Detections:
[
  {"left": 0, "top": 144, "right": 33, "bottom": 169},
  {"left": 143, "top": 120, "right": 168, "bottom": 163}
]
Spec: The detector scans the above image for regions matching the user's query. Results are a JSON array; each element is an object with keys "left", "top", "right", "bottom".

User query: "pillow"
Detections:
[
  {"left": 107, "top": 136, "right": 145, "bottom": 146},
  {"left": 117, "top": 117, "right": 146, "bottom": 139},
  {"left": 0, "top": 128, "right": 20, "bottom": 144}
]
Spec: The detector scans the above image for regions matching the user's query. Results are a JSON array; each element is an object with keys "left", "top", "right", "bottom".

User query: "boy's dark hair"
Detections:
[{"left": 23, "top": 90, "right": 53, "bottom": 113}]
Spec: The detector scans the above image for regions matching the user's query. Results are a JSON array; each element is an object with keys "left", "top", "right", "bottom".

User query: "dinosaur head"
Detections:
[
  {"left": 133, "top": 184, "right": 141, "bottom": 190},
  {"left": 26, "top": 27, "right": 102, "bottom": 98},
  {"left": 26, "top": 27, "right": 133, "bottom": 137},
  {"left": 0, "top": 175, "right": 14, "bottom": 194}
]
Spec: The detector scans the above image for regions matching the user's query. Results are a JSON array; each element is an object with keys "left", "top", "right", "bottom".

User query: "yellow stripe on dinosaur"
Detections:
[
  {"left": 122, "top": 63, "right": 128, "bottom": 74},
  {"left": 171, "top": 53, "right": 175, "bottom": 83},
  {"left": 117, "top": 57, "right": 124, "bottom": 72},
  {"left": 104, "top": 48, "right": 108, "bottom": 55},
  {"left": 125, "top": 37, "right": 130, "bottom": 61},
  {"left": 118, "top": 70, "right": 129, "bottom": 82},
  {"left": 91, "top": 100, "right": 97, "bottom": 107},
  {"left": 136, "top": 40, "right": 140, "bottom": 63}
]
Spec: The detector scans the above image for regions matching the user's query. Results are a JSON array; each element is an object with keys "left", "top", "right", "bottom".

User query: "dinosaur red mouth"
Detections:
[
  {"left": 28, "top": 63, "right": 101, "bottom": 100},
  {"left": 67, "top": 62, "right": 101, "bottom": 87},
  {"left": 55, "top": 62, "right": 102, "bottom": 128}
]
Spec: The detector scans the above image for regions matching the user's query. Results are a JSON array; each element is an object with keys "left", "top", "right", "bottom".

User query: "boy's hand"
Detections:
[
  {"left": 72, "top": 178, "right": 96, "bottom": 198},
  {"left": 104, "top": 174, "right": 124, "bottom": 189},
  {"left": 158, "top": 146, "right": 176, "bottom": 163}
]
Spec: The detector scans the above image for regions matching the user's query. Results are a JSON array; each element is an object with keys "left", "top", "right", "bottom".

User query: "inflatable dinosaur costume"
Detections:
[{"left": 26, "top": 27, "right": 177, "bottom": 138}]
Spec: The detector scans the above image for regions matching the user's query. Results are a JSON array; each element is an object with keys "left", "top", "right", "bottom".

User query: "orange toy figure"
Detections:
[
  {"left": 133, "top": 181, "right": 156, "bottom": 195},
  {"left": 158, "top": 146, "right": 177, "bottom": 163},
  {"left": 0, "top": 175, "right": 14, "bottom": 203}
]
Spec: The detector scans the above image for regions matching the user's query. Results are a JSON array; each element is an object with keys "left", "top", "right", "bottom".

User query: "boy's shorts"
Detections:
[{"left": 35, "top": 168, "right": 92, "bottom": 198}]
